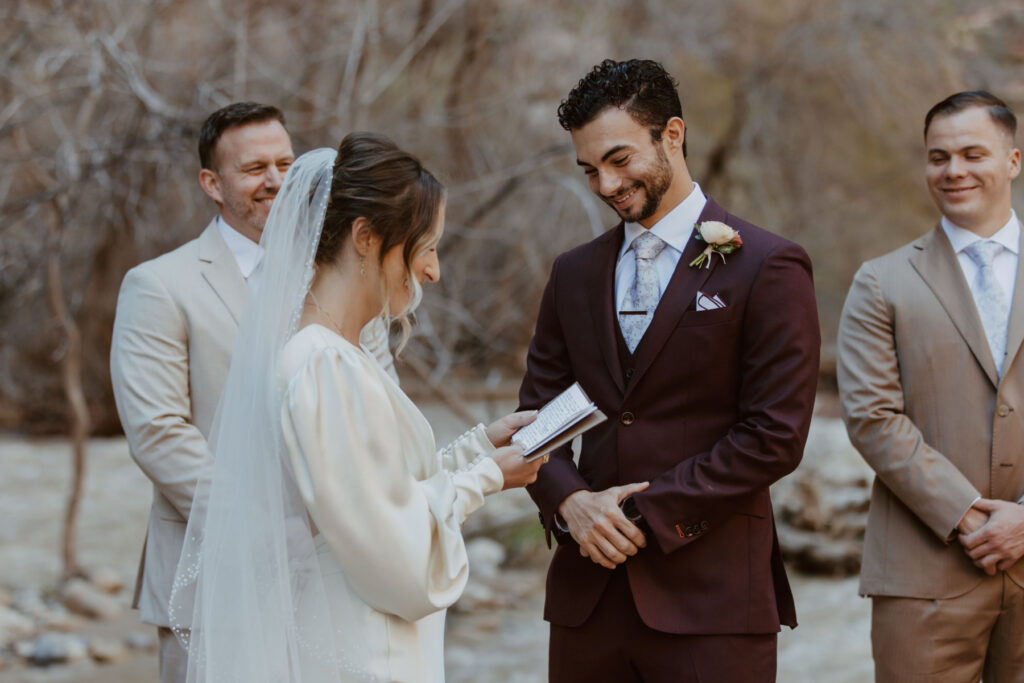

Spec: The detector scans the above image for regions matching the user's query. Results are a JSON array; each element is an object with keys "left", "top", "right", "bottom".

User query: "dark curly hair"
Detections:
[
  {"left": 557, "top": 59, "right": 686, "bottom": 156},
  {"left": 198, "top": 102, "right": 286, "bottom": 170},
  {"left": 924, "top": 90, "right": 1017, "bottom": 140}
]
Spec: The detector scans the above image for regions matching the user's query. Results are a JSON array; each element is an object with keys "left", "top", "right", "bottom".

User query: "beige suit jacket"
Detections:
[
  {"left": 110, "top": 220, "right": 396, "bottom": 626},
  {"left": 838, "top": 224, "right": 1024, "bottom": 599}
]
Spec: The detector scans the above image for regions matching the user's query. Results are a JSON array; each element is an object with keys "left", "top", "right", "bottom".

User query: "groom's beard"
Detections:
[{"left": 604, "top": 145, "right": 674, "bottom": 224}]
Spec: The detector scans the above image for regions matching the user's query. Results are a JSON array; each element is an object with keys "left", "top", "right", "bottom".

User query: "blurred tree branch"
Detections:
[{"left": 2, "top": 0, "right": 1023, "bottom": 436}]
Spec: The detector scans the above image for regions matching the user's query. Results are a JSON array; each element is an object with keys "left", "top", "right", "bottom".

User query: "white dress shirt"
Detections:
[
  {"left": 942, "top": 211, "right": 1020, "bottom": 530},
  {"left": 217, "top": 216, "right": 264, "bottom": 279},
  {"left": 615, "top": 182, "right": 707, "bottom": 314},
  {"left": 941, "top": 210, "right": 1020, "bottom": 314}
]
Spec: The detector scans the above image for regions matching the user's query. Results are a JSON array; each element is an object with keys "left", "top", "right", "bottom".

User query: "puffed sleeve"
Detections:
[
  {"left": 280, "top": 347, "right": 501, "bottom": 622},
  {"left": 437, "top": 424, "right": 497, "bottom": 473}
]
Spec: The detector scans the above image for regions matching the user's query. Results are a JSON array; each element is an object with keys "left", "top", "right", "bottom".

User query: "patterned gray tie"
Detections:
[
  {"left": 620, "top": 231, "right": 667, "bottom": 353},
  {"left": 963, "top": 240, "right": 1010, "bottom": 374}
]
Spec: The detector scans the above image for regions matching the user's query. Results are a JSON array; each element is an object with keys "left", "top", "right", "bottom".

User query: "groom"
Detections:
[
  {"left": 519, "top": 59, "right": 820, "bottom": 681},
  {"left": 110, "top": 103, "right": 395, "bottom": 683}
]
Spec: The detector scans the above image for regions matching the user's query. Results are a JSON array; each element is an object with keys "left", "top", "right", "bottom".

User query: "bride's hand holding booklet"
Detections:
[{"left": 512, "top": 382, "right": 606, "bottom": 462}]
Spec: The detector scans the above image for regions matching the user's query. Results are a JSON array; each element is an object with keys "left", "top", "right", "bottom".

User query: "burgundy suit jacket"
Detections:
[{"left": 519, "top": 196, "right": 820, "bottom": 635}]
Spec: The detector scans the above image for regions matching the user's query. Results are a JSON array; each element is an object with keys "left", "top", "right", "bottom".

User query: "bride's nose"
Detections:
[{"left": 422, "top": 252, "right": 441, "bottom": 284}]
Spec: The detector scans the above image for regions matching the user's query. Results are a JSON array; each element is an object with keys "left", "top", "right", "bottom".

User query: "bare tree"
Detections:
[
  {"left": 2, "top": 0, "right": 1023, "bottom": 430},
  {"left": 47, "top": 200, "right": 90, "bottom": 580}
]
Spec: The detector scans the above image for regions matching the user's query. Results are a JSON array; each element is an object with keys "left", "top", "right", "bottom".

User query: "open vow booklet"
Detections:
[{"left": 512, "top": 382, "right": 606, "bottom": 461}]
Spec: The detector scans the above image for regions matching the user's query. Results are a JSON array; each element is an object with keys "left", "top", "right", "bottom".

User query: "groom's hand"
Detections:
[{"left": 558, "top": 482, "right": 649, "bottom": 570}]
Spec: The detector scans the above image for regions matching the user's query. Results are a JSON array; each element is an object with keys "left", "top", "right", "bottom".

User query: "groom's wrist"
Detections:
[{"left": 620, "top": 496, "right": 649, "bottom": 534}]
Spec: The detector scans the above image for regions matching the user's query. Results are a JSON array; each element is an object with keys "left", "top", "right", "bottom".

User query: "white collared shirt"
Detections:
[
  {"left": 941, "top": 212, "right": 1019, "bottom": 530},
  {"left": 941, "top": 210, "right": 1020, "bottom": 310},
  {"left": 217, "top": 216, "right": 265, "bottom": 280},
  {"left": 614, "top": 182, "right": 707, "bottom": 314}
]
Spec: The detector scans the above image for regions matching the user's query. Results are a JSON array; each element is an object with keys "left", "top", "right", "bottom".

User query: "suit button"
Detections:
[
  {"left": 700, "top": 521, "right": 709, "bottom": 531},
  {"left": 625, "top": 368, "right": 634, "bottom": 380},
  {"left": 999, "top": 405, "right": 1011, "bottom": 417},
  {"left": 621, "top": 411, "right": 636, "bottom": 425}
]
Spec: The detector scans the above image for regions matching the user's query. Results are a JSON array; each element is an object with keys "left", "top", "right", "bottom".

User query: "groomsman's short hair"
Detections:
[
  {"left": 924, "top": 91, "right": 1017, "bottom": 140},
  {"left": 198, "top": 102, "right": 287, "bottom": 171},
  {"left": 557, "top": 59, "right": 687, "bottom": 156}
]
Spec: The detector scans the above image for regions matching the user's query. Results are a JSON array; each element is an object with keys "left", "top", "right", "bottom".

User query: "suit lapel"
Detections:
[
  {"left": 589, "top": 225, "right": 627, "bottom": 394},
  {"left": 626, "top": 197, "right": 725, "bottom": 394},
  {"left": 1001, "top": 220, "right": 1024, "bottom": 378},
  {"left": 198, "top": 219, "right": 247, "bottom": 325},
  {"left": 909, "top": 225, "right": 999, "bottom": 387}
]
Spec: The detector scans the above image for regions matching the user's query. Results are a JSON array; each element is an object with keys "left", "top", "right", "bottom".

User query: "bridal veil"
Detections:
[{"left": 169, "top": 148, "right": 371, "bottom": 681}]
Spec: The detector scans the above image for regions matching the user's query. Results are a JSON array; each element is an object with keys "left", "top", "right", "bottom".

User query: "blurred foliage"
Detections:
[{"left": 2, "top": 0, "right": 1024, "bottom": 432}]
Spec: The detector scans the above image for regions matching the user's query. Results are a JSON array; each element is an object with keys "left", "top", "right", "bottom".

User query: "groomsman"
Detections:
[
  {"left": 110, "top": 103, "right": 395, "bottom": 683},
  {"left": 838, "top": 91, "right": 1024, "bottom": 681},
  {"left": 519, "top": 59, "right": 820, "bottom": 682}
]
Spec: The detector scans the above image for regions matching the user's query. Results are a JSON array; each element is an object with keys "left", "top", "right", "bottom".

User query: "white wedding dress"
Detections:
[{"left": 277, "top": 324, "right": 503, "bottom": 682}]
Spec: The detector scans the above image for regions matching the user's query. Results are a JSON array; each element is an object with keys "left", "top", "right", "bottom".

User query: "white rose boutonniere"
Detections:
[{"left": 689, "top": 220, "right": 743, "bottom": 269}]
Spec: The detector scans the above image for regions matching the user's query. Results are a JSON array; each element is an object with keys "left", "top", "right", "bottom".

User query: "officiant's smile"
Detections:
[{"left": 198, "top": 117, "right": 295, "bottom": 242}]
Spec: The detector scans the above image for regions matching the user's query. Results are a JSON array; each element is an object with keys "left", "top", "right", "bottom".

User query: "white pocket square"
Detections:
[{"left": 696, "top": 291, "right": 727, "bottom": 311}]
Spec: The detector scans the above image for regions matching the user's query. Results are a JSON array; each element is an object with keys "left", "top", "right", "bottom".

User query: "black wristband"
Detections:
[{"left": 618, "top": 497, "right": 643, "bottom": 524}]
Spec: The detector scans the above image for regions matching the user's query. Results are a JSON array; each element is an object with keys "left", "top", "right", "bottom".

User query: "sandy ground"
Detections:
[{"left": 0, "top": 423, "right": 872, "bottom": 682}]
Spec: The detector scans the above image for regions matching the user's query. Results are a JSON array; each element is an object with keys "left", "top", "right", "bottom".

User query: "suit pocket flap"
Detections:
[{"left": 678, "top": 306, "right": 735, "bottom": 327}]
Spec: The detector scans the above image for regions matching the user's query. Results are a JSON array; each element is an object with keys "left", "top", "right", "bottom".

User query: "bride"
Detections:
[{"left": 170, "top": 134, "right": 546, "bottom": 682}]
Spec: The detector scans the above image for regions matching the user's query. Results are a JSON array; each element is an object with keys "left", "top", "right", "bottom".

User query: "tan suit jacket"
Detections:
[
  {"left": 110, "top": 220, "right": 395, "bottom": 626},
  {"left": 838, "top": 224, "right": 1024, "bottom": 600}
]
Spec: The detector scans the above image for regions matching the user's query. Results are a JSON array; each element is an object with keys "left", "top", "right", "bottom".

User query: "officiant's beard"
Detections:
[{"left": 605, "top": 144, "right": 674, "bottom": 224}]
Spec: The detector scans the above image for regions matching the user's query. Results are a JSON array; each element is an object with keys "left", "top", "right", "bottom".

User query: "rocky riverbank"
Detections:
[{"left": 0, "top": 409, "right": 874, "bottom": 682}]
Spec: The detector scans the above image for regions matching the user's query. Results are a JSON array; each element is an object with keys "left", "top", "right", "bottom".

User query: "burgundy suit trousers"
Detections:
[{"left": 548, "top": 568, "right": 777, "bottom": 683}]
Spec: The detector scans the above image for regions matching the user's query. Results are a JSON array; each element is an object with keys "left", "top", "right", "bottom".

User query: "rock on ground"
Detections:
[
  {"left": 87, "top": 636, "right": 126, "bottom": 663},
  {"left": 20, "top": 633, "right": 89, "bottom": 666},
  {"left": 0, "top": 606, "right": 35, "bottom": 648},
  {"left": 773, "top": 417, "right": 874, "bottom": 575},
  {"left": 61, "top": 579, "right": 123, "bottom": 621}
]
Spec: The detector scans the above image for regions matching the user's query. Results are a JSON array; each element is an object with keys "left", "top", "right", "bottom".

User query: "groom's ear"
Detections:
[
  {"left": 199, "top": 168, "right": 224, "bottom": 205},
  {"left": 662, "top": 117, "right": 686, "bottom": 156}
]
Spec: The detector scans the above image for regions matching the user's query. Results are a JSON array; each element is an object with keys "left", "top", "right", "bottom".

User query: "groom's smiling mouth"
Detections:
[
  {"left": 607, "top": 185, "right": 642, "bottom": 210},
  {"left": 612, "top": 187, "right": 639, "bottom": 205}
]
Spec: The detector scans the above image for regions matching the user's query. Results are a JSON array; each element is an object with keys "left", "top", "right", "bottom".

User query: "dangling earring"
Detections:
[{"left": 360, "top": 258, "right": 366, "bottom": 277}]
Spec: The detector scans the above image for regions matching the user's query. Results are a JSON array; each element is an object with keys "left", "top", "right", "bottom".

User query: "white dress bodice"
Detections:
[{"left": 277, "top": 324, "right": 503, "bottom": 682}]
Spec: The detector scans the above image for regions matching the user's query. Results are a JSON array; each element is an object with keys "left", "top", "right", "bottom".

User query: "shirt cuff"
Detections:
[
  {"left": 466, "top": 423, "right": 496, "bottom": 454},
  {"left": 472, "top": 455, "right": 504, "bottom": 497}
]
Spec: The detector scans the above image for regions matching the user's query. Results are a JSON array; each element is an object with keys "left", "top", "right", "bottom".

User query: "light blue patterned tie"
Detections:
[
  {"left": 963, "top": 240, "right": 1009, "bottom": 374},
  {"left": 620, "top": 231, "right": 667, "bottom": 353}
]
